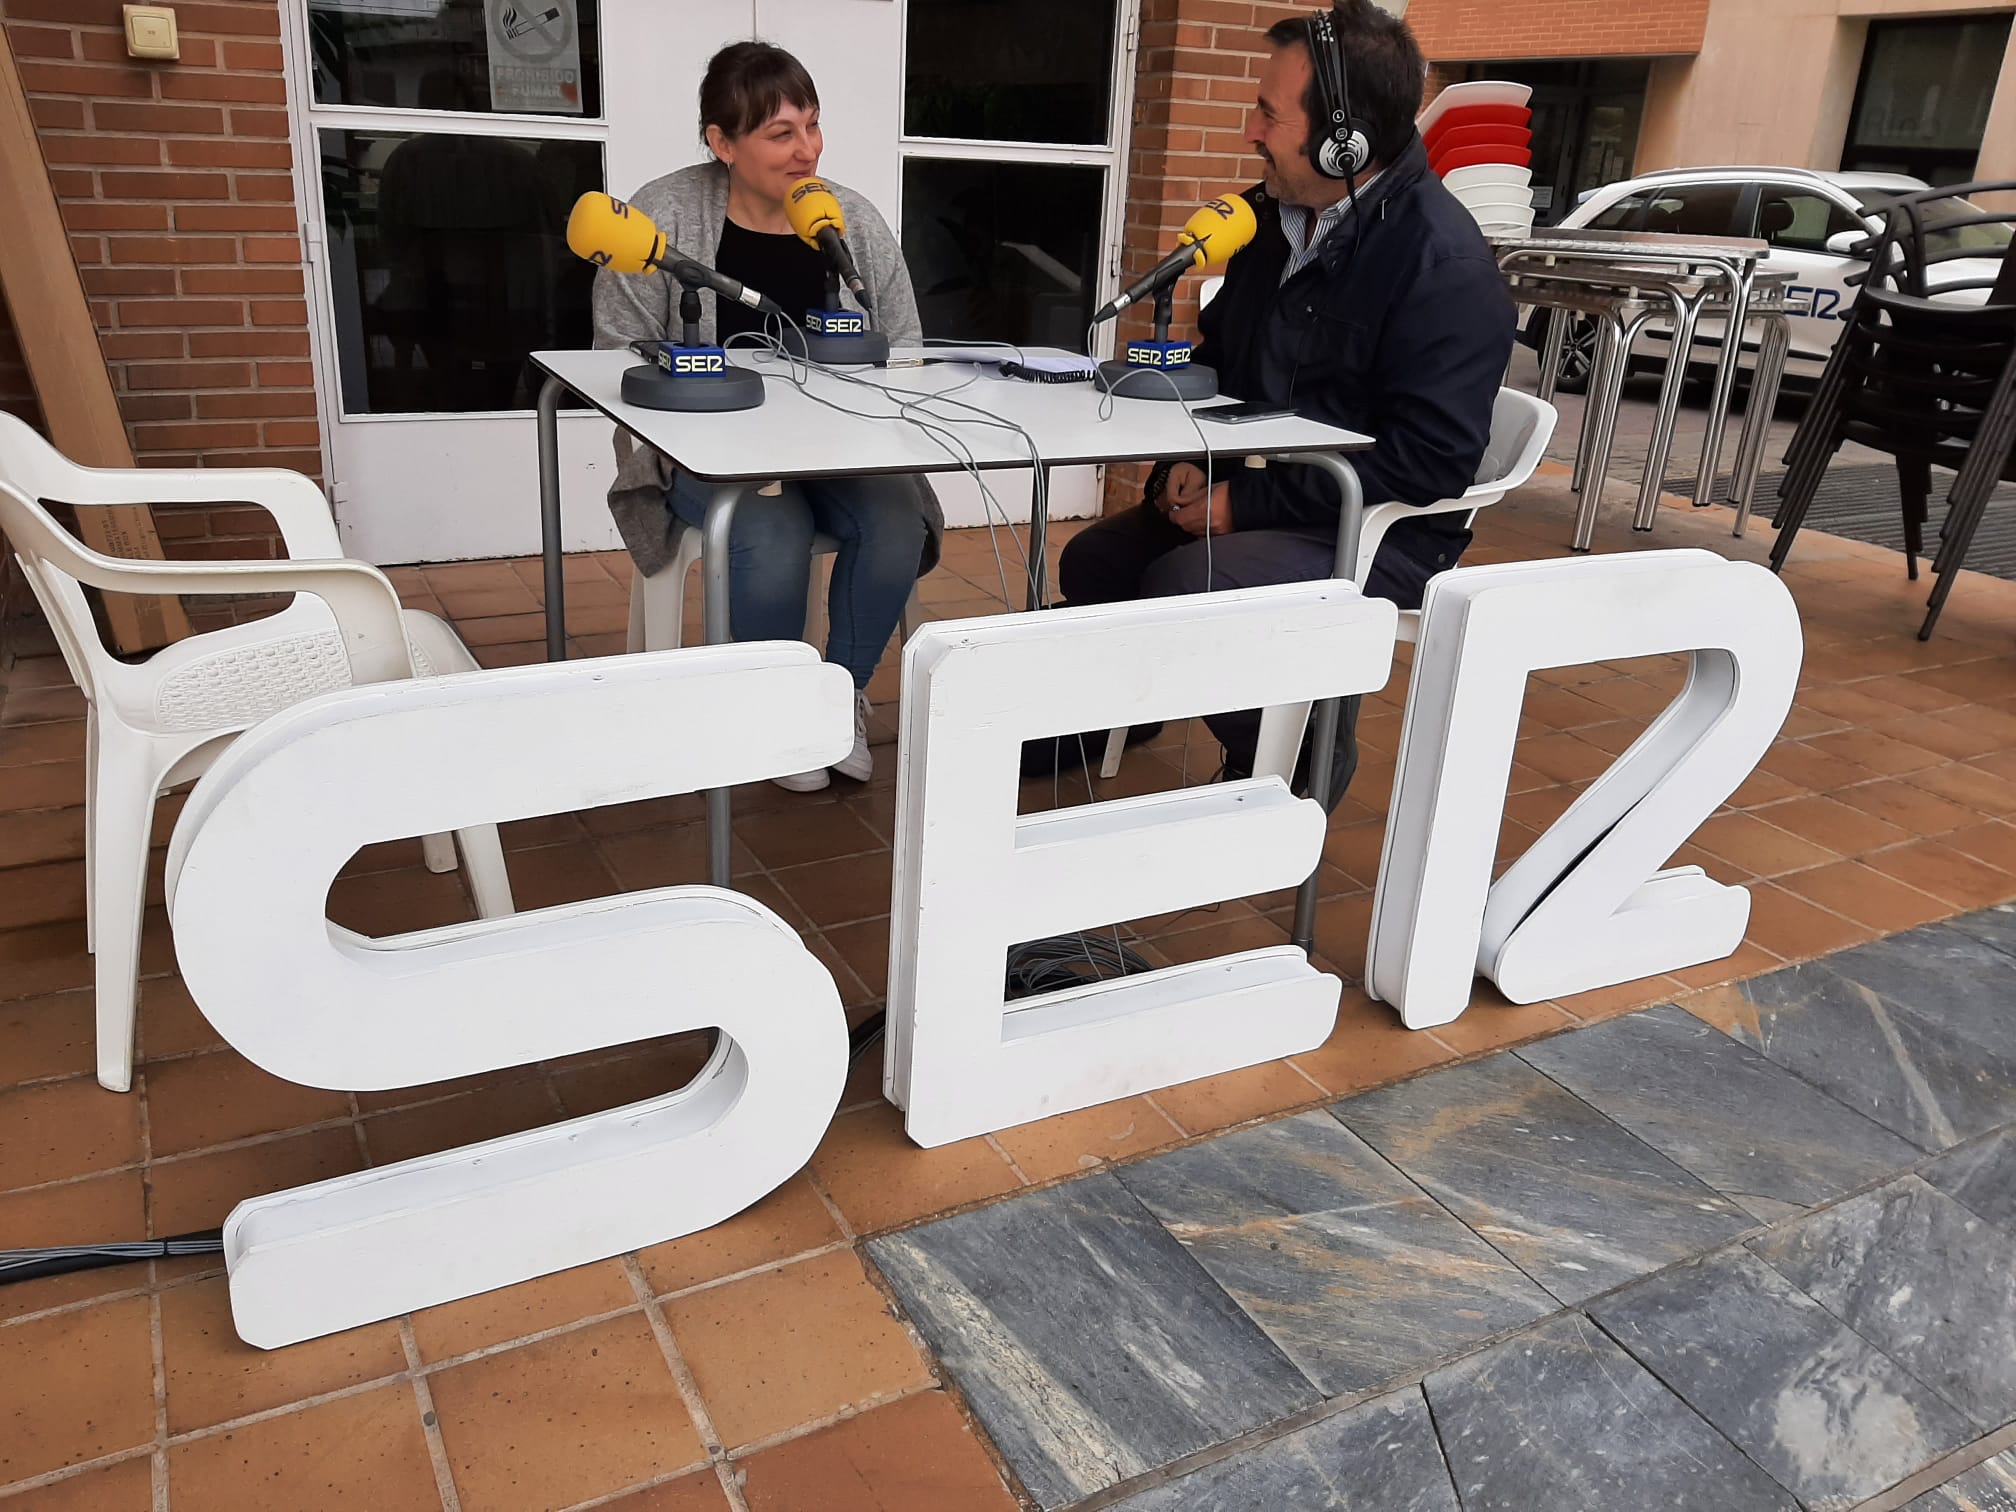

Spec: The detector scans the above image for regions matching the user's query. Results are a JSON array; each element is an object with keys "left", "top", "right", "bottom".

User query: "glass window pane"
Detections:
[
  {"left": 1643, "top": 185, "right": 1741, "bottom": 238},
  {"left": 903, "top": 159, "right": 1105, "bottom": 347},
  {"left": 1588, "top": 191, "right": 1650, "bottom": 231},
  {"left": 1756, "top": 188, "right": 1860, "bottom": 252},
  {"left": 319, "top": 127, "right": 600, "bottom": 415},
  {"left": 904, "top": 0, "right": 1117, "bottom": 144},
  {"left": 309, "top": 0, "right": 602, "bottom": 118},
  {"left": 1851, "top": 18, "right": 2009, "bottom": 153}
]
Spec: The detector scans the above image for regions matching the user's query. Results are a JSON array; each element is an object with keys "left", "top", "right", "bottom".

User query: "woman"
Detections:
[{"left": 593, "top": 40, "right": 939, "bottom": 791}]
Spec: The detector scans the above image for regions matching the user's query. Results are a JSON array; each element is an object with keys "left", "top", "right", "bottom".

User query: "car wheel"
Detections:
[{"left": 1554, "top": 315, "right": 1597, "bottom": 395}]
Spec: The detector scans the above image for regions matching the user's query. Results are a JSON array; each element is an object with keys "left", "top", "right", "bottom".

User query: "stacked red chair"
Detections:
[{"left": 1417, "top": 81, "right": 1536, "bottom": 236}]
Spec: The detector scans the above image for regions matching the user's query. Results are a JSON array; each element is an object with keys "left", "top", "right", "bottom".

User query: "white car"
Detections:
[{"left": 1530, "top": 165, "right": 2012, "bottom": 391}]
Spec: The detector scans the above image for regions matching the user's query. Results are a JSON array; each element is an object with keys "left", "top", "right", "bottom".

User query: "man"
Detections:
[{"left": 1054, "top": 0, "right": 1515, "bottom": 799}]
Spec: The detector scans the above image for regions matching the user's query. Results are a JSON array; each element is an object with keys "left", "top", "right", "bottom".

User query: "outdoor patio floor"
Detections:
[{"left": 5, "top": 468, "right": 2016, "bottom": 1509}]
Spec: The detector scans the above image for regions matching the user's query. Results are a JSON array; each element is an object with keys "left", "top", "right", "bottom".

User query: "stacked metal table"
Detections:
[{"left": 1493, "top": 227, "right": 1795, "bottom": 549}]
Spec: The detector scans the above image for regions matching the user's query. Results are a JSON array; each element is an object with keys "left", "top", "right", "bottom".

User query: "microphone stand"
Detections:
[
  {"left": 619, "top": 283, "right": 766, "bottom": 412},
  {"left": 801, "top": 269, "right": 891, "bottom": 365},
  {"left": 1094, "top": 283, "right": 1220, "bottom": 402}
]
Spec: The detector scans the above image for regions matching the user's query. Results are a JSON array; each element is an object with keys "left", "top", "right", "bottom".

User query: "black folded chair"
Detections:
[{"left": 1771, "top": 181, "right": 2016, "bottom": 639}]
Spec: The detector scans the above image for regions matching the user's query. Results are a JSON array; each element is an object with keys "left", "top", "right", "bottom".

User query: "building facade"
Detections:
[{"left": 0, "top": 0, "right": 2010, "bottom": 570}]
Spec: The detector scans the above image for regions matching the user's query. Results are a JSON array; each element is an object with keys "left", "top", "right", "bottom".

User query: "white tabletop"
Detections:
[{"left": 532, "top": 347, "right": 1372, "bottom": 483}]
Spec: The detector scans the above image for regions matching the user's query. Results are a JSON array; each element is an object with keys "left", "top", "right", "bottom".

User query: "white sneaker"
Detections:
[
  {"left": 832, "top": 691, "right": 873, "bottom": 782},
  {"left": 771, "top": 766, "right": 830, "bottom": 793}
]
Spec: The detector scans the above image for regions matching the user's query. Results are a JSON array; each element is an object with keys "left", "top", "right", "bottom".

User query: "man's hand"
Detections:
[{"left": 1163, "top": 463, "right": 1232, "bottom": 536}]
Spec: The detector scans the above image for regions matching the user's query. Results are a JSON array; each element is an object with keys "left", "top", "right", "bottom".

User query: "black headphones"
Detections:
[{"left": 1306, "top": 8, "right": 1373, "bottom": 180}]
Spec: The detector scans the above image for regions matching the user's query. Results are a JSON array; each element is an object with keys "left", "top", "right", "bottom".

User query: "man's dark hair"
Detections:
[
  {"left": 1265, "top": 0, "right": 1426, "bottom": 169},
  {"left": 698, "top": 40, "right": 819, "bottom": 147}
]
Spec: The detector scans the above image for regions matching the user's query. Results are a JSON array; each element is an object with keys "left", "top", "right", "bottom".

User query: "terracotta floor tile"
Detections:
[
  {"left": 1943, "top": 821, "right": 2016, "bottom": 875},
  {"left": 1940, "top": 699, "right": 2016, "bottom": 745},
  {"left": 819, "top": 920, "right": 890, "bottom": 1001},
  {"left": 454, "top": 610, "right": 548, "bottom": 648},
  {"left": 161, "top": 1275, "right": 406, "bottom": 1434},
  {"left": 1905, "top": 761, "right": 2016, "bottom": 818},
  {"left": 734, "top": 805, "right": 887, "bottom": 871},
  {"left": 1918, "top": 657, "right": 2016, "bottom": 704},
  {"left": 1778, "top": 861, "right": 1951, "bottom": 934},
  {"left": 0, "top": 806, "right": 86, "bottom": 869},
  {"left": 1150, "top": 912, "right": 1292, "bottom": 965},
  {"left": 144, "top": 1050, "right": 351, "bottom": 1160},
  {"left": 992, "top": 1095, "right": 1183, "bottom": 1182},
  {"left": 359, "top": 1078, "right": 561, "bottom": 1166},
  {"left": 663, "top": 1249, "right": 932, "bottom": 1450},
  {"left": 326, "top": 866, "right": 471, "bottom": 937},
  {"left": 1573, "top": 676, "right": 1678, "bottom": 721},
  {"left": 1666, "top": 940, "right": 1784, "bottom": 993},
  {"left": 1502, "top": 784, "right": 1577, "bottom": 833},
  {"left": 810, "top": 1105, "right": 1021, "bottom": 1235},
  {"left": 428, "top": 1314, "right": 704, "bottom": 1512},
  {"left": 0, "top": 1075, "right": 142, "bottom": 1193},
  {"left": 1841, "top": 778, "right": 1980, "bottom": 838},
  {"left": 1552, "top": 971, "right": 1689, "bottom": 1023},
  {"left": 0, "top": 760, "right": 84, "bottom": 815},
  {"left": 147, "top": 1127, "right": 365, "bottom": 1235},
  {"left": 0, "top": 719, "right": 85, "bottom": 768},
  {"left": 0, "top": 1170, "right": 147, "bottom": 1324},
  {"left": 1863, "top": 840, "right": 2016, "bottom": 912},
  {"left": 0, "top": 1295, "right": 154, "bottom": 1482},
  {"left": 637, "top": 1174, "right": 844, "bottom": 1298},
  {"left": 352, "top": 1067, "right": 521, "bottom": 1116},
  {"left": 1799, "top": 685, "right": 1908, "bottom": 726},
  {"left": 166, "top": 1383, "right": 440, "bottom": 1512},
  {"left": 1856, "top": 674, "right": 1973, "bottom": 715},
  {"left": 0, "top": 989, "right": 93, "bottom": 1087},
  {"left": 1968, "top": 747, "right": 2016, "bottom": 786},
  {"left": 1521, "top": 684, "right": 1617, "bottom": 731},
  {"left": 1320, "top": 821, "right": 1387, "bottom": 889},
  {"left": 549, "top": 1037, "right": 713, "bottom": 1119},
  {"left": 1689, "top": 811, "right": 1839, "bottom": 878},
  {"left": 595, "top": 823, "right": 760, "bottom": 889},
  {"left": 1749, "top": 795, "right": 1911, "bottom": 857},
  {"left": 1739, "top": 884, "right": 1877, "bottom": 964},
  {"left": 498, "top": 840, "right": 620, "bottom": 912},
  {"left": 137, "top": 977, "right": 225, "bottom": 1062},
  {"left": 1873, "top": 711, "right": 2007, "bottom": 763},
  {"left": 411, "top": 1258, "right": 638, "bottom": 1364},
  {"left": 1288, "top": 988, "right": 1457, "bottom": 1097},
  {"left": 739, "top": 1388, "right": 1020, "bottom": 1512},
  {"left": 1802, "top": 728, "right": 1947, "bottom": 777},
  {"left": 1726, "top": 764, "right": 1806, "bottom": 809},
  {"left": 1757, "top": 740, "right": 1879, "bottom": 794},
  {"left": 0, "top": 859, "right": 86, "bottom": 931},
  {"left": 1148, "top": 1058, "right": 1326, "bottom": 1137},
  {"left": 1429, "top": 996, "right": 1576, "bottom": 1055},
  {"left": 595, "top": 1470, "right": 734, "bottom": 1510},
  {"left": 0, "top": 1454, "right": 153, "bottom": 1510},
  {"left": 803, "top": 933, "right": 875, "bottom": 1011},
  {"left": 770, "top": 852, "right": 896, "bottom": 932}
]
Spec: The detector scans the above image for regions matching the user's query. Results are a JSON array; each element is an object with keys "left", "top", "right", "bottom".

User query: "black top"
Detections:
[{"left": 711, "top": 216, "right": 830, "bottom": 347}]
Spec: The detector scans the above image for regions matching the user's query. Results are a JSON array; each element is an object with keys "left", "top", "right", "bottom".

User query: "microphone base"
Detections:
[
  {"left": 801, "top": 329, "right": 891, "bottom": 366},
  {"left": 1095, "top": 360, "right": 1220, "bottom": 402},
  {"left": 620, "top": 363, "right": 765, "bottom": 412}
]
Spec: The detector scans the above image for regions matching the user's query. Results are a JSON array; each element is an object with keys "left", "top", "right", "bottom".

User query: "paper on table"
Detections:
[{"left": 904, "top": 346, "right": 1098, "bottom": 376}]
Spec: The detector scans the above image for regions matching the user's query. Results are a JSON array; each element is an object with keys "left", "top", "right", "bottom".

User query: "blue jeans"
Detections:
[{"left": 667, "top": 472, "right": 927, "bottom": 690}]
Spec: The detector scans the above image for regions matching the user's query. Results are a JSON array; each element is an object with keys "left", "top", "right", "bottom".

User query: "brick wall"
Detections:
[
  {"left": 1404, "top": 0, "right": 1710, "bottom": 62},
  {"left": 0, "top": 0, "right": 314, "bottom": 561}
]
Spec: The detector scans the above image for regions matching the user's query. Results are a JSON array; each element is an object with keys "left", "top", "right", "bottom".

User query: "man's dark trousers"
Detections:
[{"left": 1058, "top": 504, "right": 1434, "bottom": 807}]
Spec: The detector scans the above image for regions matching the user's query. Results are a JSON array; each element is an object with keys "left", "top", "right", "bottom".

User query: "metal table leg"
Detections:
[
  {"left": 1632, "top": 290, "right": 1705, "bottom": 531},
  {"left": 1691, "top": 265, "right": 1755, "bottom": 507},
  {"left": 1537, "top": 309, "right": 1569, "bottom": 405},
  {"left": 1279, "top": 450, "right": 1364, "bottom": 957},
  {"left": 1572, "top": 313, "right": 1630, "bottom": 551},
  {"left": 700, "top": 481, "right": 747, "bottom": 889},
  {"left": 1727, "top": 314, "right": 1791, "bottom": 537},
  {"left": 535, "top": 374, "right": 567, "bottom": 662},
  {"left": 1027, "top": 463, "right": 1052, "bottom": 611}
]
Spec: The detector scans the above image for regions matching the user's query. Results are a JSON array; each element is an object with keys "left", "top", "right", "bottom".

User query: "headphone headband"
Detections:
[{"left": 1305, "top": 7, "right": 1371, "bottom": 180}]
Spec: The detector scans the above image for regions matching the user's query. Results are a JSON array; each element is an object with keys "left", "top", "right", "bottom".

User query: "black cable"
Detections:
[{"left": 0, "top": 1230, "right": 224, "bottom": 1287}]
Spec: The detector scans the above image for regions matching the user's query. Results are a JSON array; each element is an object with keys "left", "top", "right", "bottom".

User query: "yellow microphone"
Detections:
[
  {"left": 786, "top": 177, "right": 871, "bottom": 309},
  {"left": 566, "top": 191, "right": 666, "bottom": 274},
  {"left": 1095, "top": 191, "right": 1259, "bottom": 322},
  {"left": 565, "top": 191, "right": 787, "bottom": 318}
]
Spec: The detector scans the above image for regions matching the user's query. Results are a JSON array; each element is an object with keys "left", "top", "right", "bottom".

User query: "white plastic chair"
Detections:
[
  {"left": 0, "top": 413, "right": 515, "bottom": 1092},
  {"left": 626, "top": 515, "right": 919, "bottom": 654},
  {"left": 1097, "top": 387, "right": 1558, "bottom": 777}
]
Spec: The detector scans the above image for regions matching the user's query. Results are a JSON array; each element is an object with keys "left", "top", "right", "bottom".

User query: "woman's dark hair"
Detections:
[
  {"left": 1264, "top": 0, "right": 1426, "bottom": 168},
  {"left": 698, "top": 41, "right": 819, "bottom": 150}
]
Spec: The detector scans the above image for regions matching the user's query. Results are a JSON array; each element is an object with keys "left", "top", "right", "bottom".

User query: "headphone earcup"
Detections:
[{"left": 1315, "top": 125, "right": 1370, "bottom": 179}]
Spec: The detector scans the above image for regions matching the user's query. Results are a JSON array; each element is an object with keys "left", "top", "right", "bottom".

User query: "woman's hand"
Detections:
[{"left": 1162, "top": 463, "right": 1232, "bottom": 536}]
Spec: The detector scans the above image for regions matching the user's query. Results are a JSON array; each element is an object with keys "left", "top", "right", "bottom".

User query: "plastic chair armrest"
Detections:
[{"left": 52, "top": 465, "right": 343, "bottom": 560}]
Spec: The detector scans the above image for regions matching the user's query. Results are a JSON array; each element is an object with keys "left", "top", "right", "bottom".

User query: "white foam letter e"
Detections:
[{"left": 885, "top": 581, "right": 1396, "bottom": 1148}]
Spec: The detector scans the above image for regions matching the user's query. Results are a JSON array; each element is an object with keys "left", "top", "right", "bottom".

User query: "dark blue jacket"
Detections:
[{"left": 1185, "top": 134, "right": 1515, "bottom": 584}]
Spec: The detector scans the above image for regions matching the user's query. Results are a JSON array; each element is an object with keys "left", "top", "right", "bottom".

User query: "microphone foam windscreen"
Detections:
[
  {"left": 566, "top": 192, "right": 662, "bottom": 274},
  {"left": 1180, "top": 193, "right": 1259, "bottom": 267},
  {"left": 785, "top": 178, "right": 847, "bottom": 248}
]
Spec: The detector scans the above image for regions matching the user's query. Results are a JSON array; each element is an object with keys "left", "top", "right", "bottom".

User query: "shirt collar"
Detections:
[{"left": 1278, "top": 170, "right": 1386, "bottom": 259}]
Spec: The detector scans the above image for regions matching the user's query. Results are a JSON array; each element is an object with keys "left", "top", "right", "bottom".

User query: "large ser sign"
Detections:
[{"left": 166, "top": 551, "right": 1799, "bottom": 1346}]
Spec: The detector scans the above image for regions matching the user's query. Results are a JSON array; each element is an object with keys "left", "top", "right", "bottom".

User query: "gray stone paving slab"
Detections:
[
  {"left": 1117, "top": 1112, "right": 1554, "bottom": 1398},
  {"left": 1751, "top": 1177, "right": 2016, "bottom": 1431},
  {"left": 1106, "top": 1389, "right": 1459, "bottom": 1512},
  {"left": 867, "top": 1173, "right": 1320, "bottom": 1510},
  {"left": 1334, "top": 1052, "right": 1751, "bottom": 1304},
  {"left": 1516, "top": 1003, "right": 1921, "bottom": 1221},
  {"left": 1903, "top": 1450, "right": 2016, "bottom": 1511},
  {"left": 1590, "top": 1249, "right": 1976, "bottom": 1510},
  {"left": 1423, "top": 1311, "right": 1794, "bottom": 1512},
  {"left": 1923, "top": 1129, "right": 2016, "bottom": 1235},
  {"left": 1943, "top": 904, "right": 2016, "bottom": 962},
  {"left": 1822, "top": 926, "right": 2016, "bottom": 1068},
  {"left": 1691, "top": 956, "right": 2016, "bottom": 1153}
]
